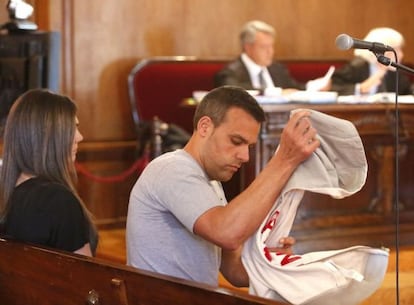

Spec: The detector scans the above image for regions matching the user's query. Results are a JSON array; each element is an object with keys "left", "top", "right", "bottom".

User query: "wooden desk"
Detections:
[{"left": 238, "top": 103, "right": 414, "bottom": 252}]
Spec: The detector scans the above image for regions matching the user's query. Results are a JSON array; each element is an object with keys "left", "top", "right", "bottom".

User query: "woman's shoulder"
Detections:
[
  {"left": 19, "top": 177, "right": 71, "bottom": 193},
  {"left": 16, "top": 177, "right": 78, "bottom": 207}
]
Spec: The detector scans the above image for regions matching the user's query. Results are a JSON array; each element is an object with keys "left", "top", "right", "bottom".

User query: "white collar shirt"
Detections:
[{"left": 241, "top": 53, "right": 275, "bottom": 89}]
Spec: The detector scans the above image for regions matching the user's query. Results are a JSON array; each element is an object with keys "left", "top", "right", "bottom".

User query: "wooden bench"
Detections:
[{"left": 0, "top": 237, "right": 287, "bottom": 305}]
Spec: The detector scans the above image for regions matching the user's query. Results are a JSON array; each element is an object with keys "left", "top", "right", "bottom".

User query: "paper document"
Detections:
[
  {"left": 306, "top": 65, "right": 336, "bottom": 92},
  {"left": 287, "top": 91, "right": 338, "bottom": 103},
  {"left": 337, "top": 93, "right": 414, "bottom": 104}
]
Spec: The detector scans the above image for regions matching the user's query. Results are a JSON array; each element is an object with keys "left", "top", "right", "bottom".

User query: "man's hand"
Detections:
[
  {"left": 267, "top": 236, "right": 296, "bottom": 255},
  {"left": 276, "top": 110, "right": 320, "bottom": 169}
]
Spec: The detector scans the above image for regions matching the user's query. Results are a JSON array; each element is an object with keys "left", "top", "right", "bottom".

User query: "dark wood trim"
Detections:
[
  {"left": 33, "top": 0, "right": 49, "bottom": 30},
  {"left": 61, "top": 0, "right": 74, "bottom": 96},
  {"left": 0, "top": 238, "right": 281, "bottom": 305}
]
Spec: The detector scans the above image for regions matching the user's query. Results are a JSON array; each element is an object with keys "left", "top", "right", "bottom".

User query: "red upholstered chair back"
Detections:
[
  {"left": 284, "top": 59, "right": 348, "bottom": 83},
  {"left": 127, "top": 57, "right": 349, "bottom": 139},
  {"left": 128, "top": 57, "right": 228, "bottom": 134}
]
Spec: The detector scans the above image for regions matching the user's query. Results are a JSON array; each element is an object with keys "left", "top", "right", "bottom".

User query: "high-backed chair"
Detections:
[
  {"left": 128, "top": 56, "right": 228, "bottom": 135},
  {"left": 127, "top": 56, "right": 349, "bottom": 197},
  {"left": 127, "top": 57, "right": 351, "bottom": 135},
  {"left": 281, "top": 59, "right": 347, "bottom": 83}
]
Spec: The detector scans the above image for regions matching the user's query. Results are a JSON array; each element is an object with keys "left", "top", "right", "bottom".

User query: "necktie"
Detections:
[{"left": 259, "top": 69, "right": 266, "bottom": 89}]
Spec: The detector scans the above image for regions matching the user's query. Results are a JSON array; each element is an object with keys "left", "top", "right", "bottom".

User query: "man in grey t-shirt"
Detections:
[{"left": 127, "top": 85, "right": 319, "bottom": 287}]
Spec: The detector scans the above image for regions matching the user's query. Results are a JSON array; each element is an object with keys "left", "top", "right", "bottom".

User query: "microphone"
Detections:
[{"left": 335, "top": 33, "right": 394, "bottom": 52}]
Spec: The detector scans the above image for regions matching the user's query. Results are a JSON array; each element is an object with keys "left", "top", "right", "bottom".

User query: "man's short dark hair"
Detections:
[{"left": 193, "top": 85, "right": 265, "bottom": 129}]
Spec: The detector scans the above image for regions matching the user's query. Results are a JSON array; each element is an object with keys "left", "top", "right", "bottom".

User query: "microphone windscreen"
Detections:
[{"left": 335, "top": 34, "right": 353, "bottom": 50}]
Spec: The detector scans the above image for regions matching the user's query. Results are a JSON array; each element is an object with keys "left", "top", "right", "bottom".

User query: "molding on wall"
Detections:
[
  {"left": 61, "top": 0, "right": 74, "bottom": 97},
  {"left": 32, "top": 0, "right": 74, "bottom": 96}
]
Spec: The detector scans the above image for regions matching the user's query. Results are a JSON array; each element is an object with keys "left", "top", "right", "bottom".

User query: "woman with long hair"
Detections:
[{"left": 0, "top": 89, "right": 98, "bottom": 256}]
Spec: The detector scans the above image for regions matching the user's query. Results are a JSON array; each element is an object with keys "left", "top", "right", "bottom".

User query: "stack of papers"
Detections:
[
  {"left": 306, "top": 65, "right": 336, "bottom": 92},
  {"left": 255, "top": 95, "right": 289, "bottom": 104},
  {"left": 337, "top": 93, "right": 414, "bottom": 104},
  {"left": 286, "top": 91, "right": 338, "bottom": 103},
  {"left": 255, "top": 91, "right": 338, "bottom": 104},
  {"left": 192, "top": 90, "right": 208, "bottom": 102}
]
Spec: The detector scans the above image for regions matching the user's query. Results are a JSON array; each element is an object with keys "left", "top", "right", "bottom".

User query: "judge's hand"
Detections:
[{"left": 360, "top": 67, "right": 387, "bottom": 94}]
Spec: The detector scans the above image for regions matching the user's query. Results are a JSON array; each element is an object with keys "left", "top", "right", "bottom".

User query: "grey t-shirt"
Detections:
[{"left": 126, "top": 149, "right": 226, "bottom": 286}]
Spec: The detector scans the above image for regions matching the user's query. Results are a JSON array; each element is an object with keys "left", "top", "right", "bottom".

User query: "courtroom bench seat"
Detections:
[{"left": 0, "top": 237, "right": 286, "bottom": 305}]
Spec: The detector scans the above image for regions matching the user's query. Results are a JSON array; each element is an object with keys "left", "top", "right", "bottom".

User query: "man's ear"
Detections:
[{"left": 197, "top": 116, "right": 213, "bottom": 136}]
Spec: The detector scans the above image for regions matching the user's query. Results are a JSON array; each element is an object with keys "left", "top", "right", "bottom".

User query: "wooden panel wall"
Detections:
[
  {"left": 18, "top": 0, "right": 414, "bottom": 141},
  {"left": 1, "top": 0, "right": 413, "bottom": 225}
]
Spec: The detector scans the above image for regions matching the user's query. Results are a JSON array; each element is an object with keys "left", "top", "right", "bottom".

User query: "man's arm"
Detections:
[
  {"left": 220, "top": 237, "right": 296, "bottom": 287},
  {"left": 220, "top": 246, "right": 249, "bottom": 287},
  {"left": 214, "top": 59, "right": 255, "bottom": 89},
  {"left": 194, "top": 110, "right": 318, "bottom": 250},
  {"left": 331, "top": 58, "right": 370, "bottom": 95}
]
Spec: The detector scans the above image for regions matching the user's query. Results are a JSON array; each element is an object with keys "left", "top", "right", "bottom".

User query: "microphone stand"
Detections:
[
  {"left": 377, "top": 54, "right": 414, "bottom": 76},
  {"left": 374, "top": 51, "right": 414, "bottom": 305}
]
